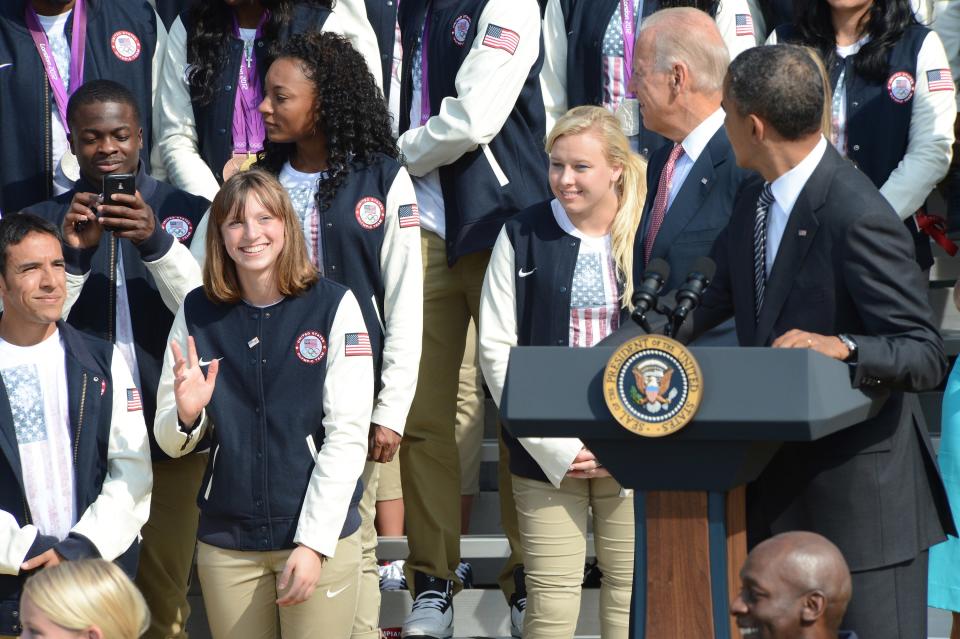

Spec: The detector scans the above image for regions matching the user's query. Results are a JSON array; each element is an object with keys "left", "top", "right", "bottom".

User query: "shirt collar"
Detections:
[
  {"left": 769, "top": 136, "right": 828, "bottom": 217},
  {"left": 680, "top": 108, "right": 725, "bottom": 163}
]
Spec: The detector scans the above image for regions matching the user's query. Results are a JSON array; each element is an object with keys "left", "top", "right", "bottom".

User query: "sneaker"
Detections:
[
  {"left": 379, "top": 559, "right": 407, "bottom": 591},
  {"left": 509, "top": 564, "right": 526, "bottom": 638},
  {"left": 401, "top": 572, "right": 454, "bottom": 638},
  {"left": 454, "top": 560, "right": 473, "bottom": 589},
  {"left": 582, "top": 559, "right": 603, "bottom": 587}
]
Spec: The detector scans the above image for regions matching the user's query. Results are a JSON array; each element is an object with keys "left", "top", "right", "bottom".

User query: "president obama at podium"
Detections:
[{"left": 681, "top": 44, "right": 955, "bottom": 639}]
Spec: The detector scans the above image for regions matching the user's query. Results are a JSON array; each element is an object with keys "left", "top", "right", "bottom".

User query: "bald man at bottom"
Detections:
[{"left": 732, "top": 531, "right": 856, "bottom": 639}]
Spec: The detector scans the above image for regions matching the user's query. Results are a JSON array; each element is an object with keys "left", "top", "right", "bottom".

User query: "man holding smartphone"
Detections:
[{"left": 21, "top": 79, "right": 209, "bottom": 639}]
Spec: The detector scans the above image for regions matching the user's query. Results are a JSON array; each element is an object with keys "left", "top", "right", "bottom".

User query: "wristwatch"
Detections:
[{"left": 837, "top": 333, "right": 858, "bottom": 363}]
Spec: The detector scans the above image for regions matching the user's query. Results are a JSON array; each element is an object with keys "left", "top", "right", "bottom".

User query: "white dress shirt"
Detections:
[
  {"left": 766, "top": 136, "right": 828, "bottom": 275},
  {"left": 667, "top": 108, "right": 726, "bottom": 210}
]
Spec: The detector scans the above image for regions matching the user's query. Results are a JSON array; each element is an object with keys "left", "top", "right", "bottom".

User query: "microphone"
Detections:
[
  {"left": 630, "top": 258, "right": 671, "bottom": 330},
  {"left": 669, "top": 257, "right": 717, "bottom": 328}
]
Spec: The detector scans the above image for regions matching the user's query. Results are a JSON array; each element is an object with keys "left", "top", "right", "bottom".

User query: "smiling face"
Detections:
[
  {"left": 628, "top": 29, "right": 677, "bottom": 138},
  {"left": 548, "top": 129, "right": 623, "bottom": 221},
  {"left": 730, "top": 549, "right": 807, "bottom": 639},
  {"left": 220, "top": 192, "right": 286, "bottom": 284},
  {"left": 259, "top": 57, "right": 321, "bottom": 145},
  {"left": 0, "top": 231, "right": 65, "bottom": 342},
  {"left": 69, "top": 101, "right": 142, "bottom": 185}
]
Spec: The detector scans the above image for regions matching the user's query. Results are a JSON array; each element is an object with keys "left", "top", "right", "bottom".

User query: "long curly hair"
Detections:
[
  {"left": 257, "top": 31, "right": 399, "bottom": 212},
  {"left": 793, "top": 0, "right": 917, "bottom": 83},
  {"left": 186, "top": 0, "right": 334, "bottom": 106}
]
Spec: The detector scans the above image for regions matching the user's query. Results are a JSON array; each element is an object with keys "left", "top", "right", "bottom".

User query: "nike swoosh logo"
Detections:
[
  {"left": 199, "top": 358, "right": 223, "bottom": 367},
  {"left": 326, "top": 584, "right": 350, "bottom": 598},
  {"left": 518, "top": 267, "right": 536, "bottom": 278},
  {"left": 0, "top": 64, "right": 12, "bottom": 71}
]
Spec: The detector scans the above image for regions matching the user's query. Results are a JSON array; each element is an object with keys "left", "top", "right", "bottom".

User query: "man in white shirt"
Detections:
[{"left": 0, "top": 213, "right": 151, "bottom": 638}]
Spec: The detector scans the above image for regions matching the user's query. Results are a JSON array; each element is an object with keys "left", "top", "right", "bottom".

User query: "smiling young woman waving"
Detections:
[{"left": 154, "top": 170, "right": 373, "bottom": 639}]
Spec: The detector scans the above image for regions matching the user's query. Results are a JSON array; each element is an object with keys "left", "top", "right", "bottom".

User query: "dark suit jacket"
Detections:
[
  {"left": 635, "top": 125, "right": 751, "bottom": 293},
  {"left": 692, "top": 144, "right": 954, "bottom": 571}
]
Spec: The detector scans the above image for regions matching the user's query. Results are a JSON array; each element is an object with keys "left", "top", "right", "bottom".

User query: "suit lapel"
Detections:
[
  {"left": 753, "top": 149, "right": 836, "bottom": 345},
  {"left": 650, "top": 129, "right": 728, "bottom": 259},
  {"left": 639, "top": 148, "right": 668, "bottom": 245}
]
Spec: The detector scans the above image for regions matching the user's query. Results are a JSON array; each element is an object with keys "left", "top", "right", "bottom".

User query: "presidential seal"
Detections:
[{"left": 603, "top": 334, "right": 703, "bottom": 437}]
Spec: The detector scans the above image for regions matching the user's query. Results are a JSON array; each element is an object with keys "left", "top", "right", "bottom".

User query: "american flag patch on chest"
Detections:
[
  {"left": 482, "top": 24, "right": 520, "bottom": 55},
  {"left": 345, "top": 333, "right": 373, "bottom": 357},
  {"left": 127, "top": 388, "right": 142, "bottom": 411}
]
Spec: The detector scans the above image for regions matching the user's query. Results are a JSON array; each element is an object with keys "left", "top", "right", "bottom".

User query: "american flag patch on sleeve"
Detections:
[
  {"left": 398, "top": 203, "right": 420, "bottom": 228},
  {"left": 735, "top": 14, "right": 754, "bottom": 36},
  {"left": 345, "top": 333, "right": 373, "bottom": 357},
  {"left": 482, "top": 24, "right": 520, "bottom": 55},
  {"left": 927, "top": 68, "right": 954, "bottom": 92},
  {"left": 127, "top": 388, "right": 142, "bottom": 411}
]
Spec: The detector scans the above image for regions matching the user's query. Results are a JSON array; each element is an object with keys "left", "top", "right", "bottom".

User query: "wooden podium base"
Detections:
[{"left": 632, "top": 486, "right": 747, "bottom": 639}]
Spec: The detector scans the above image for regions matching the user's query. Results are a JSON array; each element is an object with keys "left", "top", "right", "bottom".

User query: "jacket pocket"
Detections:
[
  {"left": 371, "top": 295, "right": 385, "bottom": 333},
  {"left": 203, "top": 445, "right": 219, "bottom": 500},
  {"left": 481, "top": 144, "right": 510, "bottom": 187},
  {"left": 306, "top": 434, "right": 319, "bottom": 462}
]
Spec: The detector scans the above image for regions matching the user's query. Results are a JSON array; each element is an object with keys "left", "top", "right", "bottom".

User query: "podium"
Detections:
[{"left": 501, "top": 346, "right": 886, "bottom": 639}]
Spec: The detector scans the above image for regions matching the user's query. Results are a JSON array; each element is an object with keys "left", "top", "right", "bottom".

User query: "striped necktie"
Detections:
[
  {"left": 754, "top": 183, "right": 775, "bottom": 322},
  {"left": 644, "top": 143, "right": 685, "bottom": 264}
]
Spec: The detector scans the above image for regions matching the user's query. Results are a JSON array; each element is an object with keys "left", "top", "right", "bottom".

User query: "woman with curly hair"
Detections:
[
  {"left": 190, "top": 31, "right": 422, "bottom": 639},
  {"left": 769, "top": 0, "right": 955, "bottom": 270},
  {"left": 157, "top": 0, "right": 382, "bottom": 201}
]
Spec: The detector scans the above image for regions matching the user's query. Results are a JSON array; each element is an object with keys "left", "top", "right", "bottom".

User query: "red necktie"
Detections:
[{"left": 644, "top": 143, "right": 685, "bottom": 263}]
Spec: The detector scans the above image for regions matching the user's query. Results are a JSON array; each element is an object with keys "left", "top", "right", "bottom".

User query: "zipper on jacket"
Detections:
[
  {"left": 74, "top": 373, "right": 88, "bottom": 465},
  {"left": 108, "top": 239, "right": 117, "bottom": 343}
]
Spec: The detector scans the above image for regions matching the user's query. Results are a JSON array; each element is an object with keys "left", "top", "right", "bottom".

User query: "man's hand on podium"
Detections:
[{"left": 772, "top": 329, "right": 850, "bottom": 361}]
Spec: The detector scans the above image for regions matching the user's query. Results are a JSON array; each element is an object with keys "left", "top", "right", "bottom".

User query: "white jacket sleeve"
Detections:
[
  {"left": 933, "top": 0, "right": 960, "bottom": 110},
  {"left": 145, "top": 239, "right": 203, "bottom": 313},
  {"left": 0, "top": 510, "right": 40, "bottom": 575},
  {"left": 295, "top": 291, "right": 372, "bottom": 557},
  {"left": 189, "top": 209, "right": 212, "bottom": 268},
  {"left": 322, "top": 7, "right": 384, "bottom": 92},
  {"left": 479, "top": 228, "right": 582, "bottom": 488},
  {"left": 154, "top": 298, "right": 212, "bottom": 457},
  {"left": 880, "top": 30, "right": 956, "bottom": 220},
  {"left": 70, "top": 347, "right": 153, "bottom": 560},
  {"left": 540, "top": 0, "right": 568, "bottom": 135},
  {"left": 373, "top": 168, "right": 423, "bottom": 434},
  {"left": 149, "top": 9, "right": 169, "bottom": 183},
  {"left": 157, "top": 17, "right": 222, "bottom": 201},
  {"left": 714, "top": 0, "right": 760, "bottom": 59},
  {"left": 398, "top": 0, "right": 542, "bottom": 176}
]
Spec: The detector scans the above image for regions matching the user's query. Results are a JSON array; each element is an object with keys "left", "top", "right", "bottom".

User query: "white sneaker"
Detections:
[
  {"left": 379, "top": 559, "right": 407, "bottom": 591},
  {"left": 401, "top": 572, "right": 454, "bottom": 638},
  {"left": 509, "top": 565, "right": 526, "bottom": 638}
]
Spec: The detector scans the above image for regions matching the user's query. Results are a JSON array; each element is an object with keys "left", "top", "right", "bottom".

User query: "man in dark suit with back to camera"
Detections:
[
  {"left": 687, "top": 43, "right": 953, "bottom": 639},
  {"left": 628, "top": 7, "right": 751, "bottom": 301}
]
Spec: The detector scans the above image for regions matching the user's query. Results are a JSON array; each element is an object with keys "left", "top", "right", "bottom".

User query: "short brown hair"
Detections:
[{"left": 203, "top": 169, "right": 318, "bottom": 304}]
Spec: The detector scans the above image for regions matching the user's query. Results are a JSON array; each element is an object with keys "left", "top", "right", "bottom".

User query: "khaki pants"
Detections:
[
  {"left": 352, "top": 462, "right": 382, "bottom": 639},
  {"left": 135, "top": 453, "right": 208, "bottom": 639},
  {"left": 197, "top": 531, "right": 362, "bottom": 639},
  {"left": 401, "top": 231, "right": 522, "bottom": 597},
  {"left": 455, "top": 321, "right": 483, "bottom": 497},
  {"left": 512, "top": 474, "right": 634, "bottom": 639}
]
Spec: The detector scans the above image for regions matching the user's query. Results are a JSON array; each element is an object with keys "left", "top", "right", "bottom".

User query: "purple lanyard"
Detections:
[
  {"left": 232, "top": 10, "right": 269, "bottom": 154},
  {"left": 620, "top": 0, "right": 637, "bottom": 98},
  {"left": 25, "top": 0, "right": 87, "bottom": 133},
  {"left": 419, "top": 6, "right": 431, "bottom": 126}
]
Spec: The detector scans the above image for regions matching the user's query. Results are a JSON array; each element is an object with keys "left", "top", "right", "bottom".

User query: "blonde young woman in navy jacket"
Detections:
[
  {"left": 479, "top": 106, "right": 646, "bottom": 639},
  {"left": 154, "top": 170, "right": 373, "bottom": 639}
]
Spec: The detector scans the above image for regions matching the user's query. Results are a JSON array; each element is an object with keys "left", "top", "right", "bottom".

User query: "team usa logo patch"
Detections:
[
  {"left": 452, "top": 15, "right": 471, "bottom": 46},
  {"left": 482, "top": 24, "right": 520, "bottom": 55},
  {"left": 126, "top": 388, "right": 143, "bottom": 412},
  {"left": 111, "top": 31, "right": 142, "bottom": 62},
  {"left": 162, "top": 216, "right": 194, "bottom": 242},
  {"left": 886, "top": 71, "right": 915, "bottom": 104},
  {"left": 398, "top": 203, "right": 420, "bottom": 228},
  {"left": 344, "top": 333, "right": 373, "bottom": 357},
  {"left": 927, "top": 68, "right": 955, "bottom": 92},
  {"left": 296, "top": 331, "right": 327, "bottom": 364},
  {"left": 602, "top": 335, "right": 703, "bottom": 437},
  {"left": 355, "top": 197, "right": 385, "bottom": 230}
]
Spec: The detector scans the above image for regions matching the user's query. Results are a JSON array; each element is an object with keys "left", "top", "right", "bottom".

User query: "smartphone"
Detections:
[{"left": 102, "top": 173, "right": 136, "bottom": 205}]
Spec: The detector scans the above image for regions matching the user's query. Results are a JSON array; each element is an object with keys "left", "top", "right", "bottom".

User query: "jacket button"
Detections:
[
  {"left": 256, "top": 452, "right": 262, "bottom": 459},
  {"left": 265, "top": 312, "right": 271, "bottom": 318},
  {"left": 11, "top": 611, "right": 17, "bottom": 618},
  {"left": 330, "top": 264, "right": 336, "bottom": 271},
  {"left": 225, "top": 85, "right": 233, "bottom": 91},
  {"left": 261, "top": 359, "right": 267, "bottom": 364},
  {"left": 252, "top": 313, "right": 259, "bottom": 319},
  {"left": 257, "top": 41, "right": 264, "bottom": 48},
  {"left": 556, "top": 338, "right": 563, "bottom": 344},
  {"left": 560, "top": 286, "right": 567, "bottom": 293},
  {"left": 250, "top": 358, "right": 257, "bottom": 365},
  {"left": 218, "top": 128, "right": 227, "bottom": 134},
  {"left": 852, "top": 144, "right": 860, "bottom": 151},
  {"left": 852, "top": 101, "right": 859, "bottom": 107},
  {"left": 256, "top": 499, "right": 263, "bottom": 507},
  {"left": 326, "top": 222, "right": 333, "bottom": 228}
]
